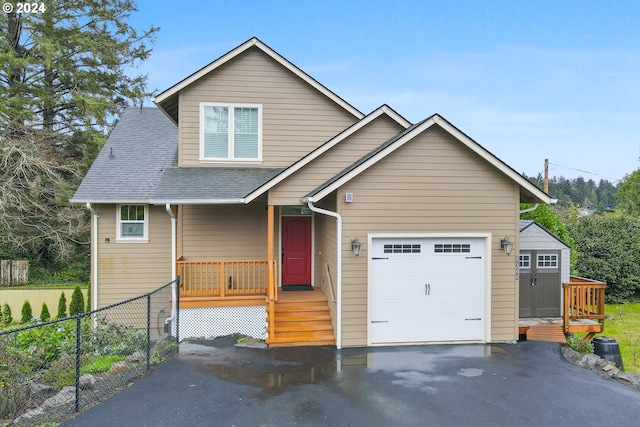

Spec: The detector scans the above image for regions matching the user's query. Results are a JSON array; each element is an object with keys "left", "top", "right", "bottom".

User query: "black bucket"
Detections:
[{"left": 592, "top": 336, "right": 624, "bottom": 370}]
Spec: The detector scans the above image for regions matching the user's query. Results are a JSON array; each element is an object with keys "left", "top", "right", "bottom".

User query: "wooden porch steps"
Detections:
[
  {"left": 523, "top": 324, "right": 567, "bottom": 344},
  {"left": 267, "top": 289, "right": 336, "bottom": 347}
]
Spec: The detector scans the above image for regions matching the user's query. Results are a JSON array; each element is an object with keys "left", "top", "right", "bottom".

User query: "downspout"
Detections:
[
  {"left": 85, "top": 203, "right": 98, "bottom": 311},
  {"left": 306, "top": 198, "right": 342, "bottom": 349},
  {"left": 519, "top": 203, "right": 539, "bottom": 214},
  {"left": 165, "top": 204, "right": 177, "bottom": 326}
]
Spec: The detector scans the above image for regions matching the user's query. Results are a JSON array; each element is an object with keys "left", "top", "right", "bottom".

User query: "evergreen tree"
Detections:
[
  {"left": 40, "top": 302, "right": 50, "bottom": 321},
  {"left": 0, "top": 1, "right": 158, "bottom": 270},
  {"left": 56, "top": 291, "right": 67, "bottom": 319},
  {"left": 69, "top": 285, "right": 85, "bottom": 315},
  {"left": 2, "top": 303, "right": 12, "bottom": 325},
  {"left": 21, "top": 300, "right": 33, "bottom": 323}
]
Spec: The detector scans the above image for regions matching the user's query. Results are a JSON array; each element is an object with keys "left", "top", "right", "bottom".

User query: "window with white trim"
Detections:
[
  {"left": 537, "top": 254, "right": 558, "bottom": 268},
  {"left": 200, "top": 103, "right": 262, "bottom": 161},
  {"left": 519, "top": 254, "right": 531, "bottom": 269},
  {"left": 117, "top": 204, "right": 148, "bottom": 241}
]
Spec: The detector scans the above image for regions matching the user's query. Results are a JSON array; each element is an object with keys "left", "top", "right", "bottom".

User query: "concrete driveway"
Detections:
[{"left": 63, "top": 339, "right": 640, "bottom": 427}]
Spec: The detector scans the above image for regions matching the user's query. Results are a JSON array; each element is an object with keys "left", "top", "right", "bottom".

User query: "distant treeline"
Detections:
[{"left": 525, "top": 174, "right": 618, "bottom": 214}]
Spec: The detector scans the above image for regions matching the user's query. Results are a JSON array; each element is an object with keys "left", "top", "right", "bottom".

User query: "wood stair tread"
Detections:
[
  {"left": 525, "top": 324, "right": 567, "bottom": 344},
  {"left": 267, "top": 295, "right": 336, "bottom": 347}
]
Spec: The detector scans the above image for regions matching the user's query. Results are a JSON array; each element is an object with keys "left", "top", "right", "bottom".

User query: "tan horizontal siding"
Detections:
[
  {"left": 333, "top": 124, "right": 520, "bottom": 347},
  {"left": 270, "top": 115, "right": 406, "bottom": 204},
  {"left": 180, "top": 203, "right": 269, "bottom": 260},
  {"left": 95, "top": 205, "right": 172, "bottom": 307},
  {"left": 179, "top": 47, "right": 357, "bottom": 168}
]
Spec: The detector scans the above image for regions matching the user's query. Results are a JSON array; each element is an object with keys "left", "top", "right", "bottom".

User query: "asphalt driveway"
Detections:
[{"left": 63, "top": 339, "right": 640, "bottom": 427}]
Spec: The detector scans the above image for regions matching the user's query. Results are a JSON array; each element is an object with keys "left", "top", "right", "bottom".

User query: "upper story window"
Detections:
[
  {"left": 117, "top": 204, "right": 148, "bottom": 242},
  {"left": 200, "top": 103, "right": 262, "bottom": 162}
]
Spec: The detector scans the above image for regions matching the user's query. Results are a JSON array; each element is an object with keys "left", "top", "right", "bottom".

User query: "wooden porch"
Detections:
[
  {"left": 519, "top": 276, "right": 606, "bottom": 343},
  {"left": 176, "top": 258, "right": 335, "bottom": 347}
]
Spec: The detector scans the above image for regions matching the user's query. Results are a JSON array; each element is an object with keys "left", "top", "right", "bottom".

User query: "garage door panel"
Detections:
[{"left": 370, "top": 237, "right": 485, "bottom": 345}]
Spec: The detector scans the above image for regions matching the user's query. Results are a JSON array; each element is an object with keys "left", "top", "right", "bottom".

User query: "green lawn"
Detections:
[{"left": 601, "top": 303, "right": 640, "bottom": 373}]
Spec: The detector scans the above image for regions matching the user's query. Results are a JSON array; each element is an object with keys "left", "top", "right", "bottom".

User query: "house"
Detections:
[
  {"left": 71, "top": 37, "right": 552, "bottom": 348},
  {"left": 518, "top": 220, "right": 571, "bottom": 318}
]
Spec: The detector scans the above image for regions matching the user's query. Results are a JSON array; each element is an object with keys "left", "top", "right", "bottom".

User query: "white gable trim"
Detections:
[
  {"left": 244, "top": 105, "right": 411, "bottom": 204},
  {"left": 308, "top": 114, "right": 551, "bottom": 204},
  {"left": 152, "top": 37, "right": 364, "bottom": 120}
]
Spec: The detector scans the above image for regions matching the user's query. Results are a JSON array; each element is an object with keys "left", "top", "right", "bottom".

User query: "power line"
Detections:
[{"left": 548, "top": 162, "right": 621, "bottom": 182}]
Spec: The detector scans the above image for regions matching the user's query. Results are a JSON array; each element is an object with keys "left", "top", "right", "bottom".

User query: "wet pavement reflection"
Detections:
[{"left": 178, "top": 337, "right": 515, "bottom": 393}]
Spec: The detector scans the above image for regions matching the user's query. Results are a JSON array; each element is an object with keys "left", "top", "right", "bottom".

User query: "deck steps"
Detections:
[
  {"left": 266, "top": 289, "right": 336, "bottom": 347},
  {"left": 525, "top": 324, "right": 567, "bottom": 344}
]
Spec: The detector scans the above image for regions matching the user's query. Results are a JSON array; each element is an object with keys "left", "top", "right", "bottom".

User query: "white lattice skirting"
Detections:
[{"left": 178, "top": 306, "right": 267, "bottom": 341}]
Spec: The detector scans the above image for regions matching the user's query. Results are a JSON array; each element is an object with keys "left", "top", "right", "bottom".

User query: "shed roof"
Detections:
[{"left": 519, "top": 220, "right": 571, "bottom": 248}]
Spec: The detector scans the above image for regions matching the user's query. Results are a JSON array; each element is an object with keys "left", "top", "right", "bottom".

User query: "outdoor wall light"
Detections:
[
  {"left": 351, "top": 237, "right": 362, "bottom": 257},
  {"left": 500, "top": 237, "right": 514, "bottom": 256}
]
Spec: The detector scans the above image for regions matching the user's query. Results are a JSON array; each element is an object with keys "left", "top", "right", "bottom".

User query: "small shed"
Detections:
[{"left": 519, "top": 220, "right": 570, "bottom": 318}]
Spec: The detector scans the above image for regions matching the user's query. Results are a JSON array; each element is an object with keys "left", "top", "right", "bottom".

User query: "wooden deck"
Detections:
[{"left": 520, "top": 276, "right": 606, "bottom": 343}]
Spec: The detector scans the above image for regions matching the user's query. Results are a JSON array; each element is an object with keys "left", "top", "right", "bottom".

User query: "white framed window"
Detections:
[
  {"left": 200, "top": 103, "right": 262, "bottom": 161},
  {"left": 519, "top": 254, "right": 531, "bottom": 269},
  {"left": 537, "top": 254, "right": 558, "bottom": 268},
  {"left": 117, "top": 204, "right": 148, "bottom": 242}
]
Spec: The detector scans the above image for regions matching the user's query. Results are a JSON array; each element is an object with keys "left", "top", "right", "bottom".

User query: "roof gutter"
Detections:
[
  {"left": 305, "top": 197, "right": 342, "bottom": 349},
  {"left": 165, "top": 204, "right": 178, "bottom": 327},
  {"left": 85, "top": 203, "right": 99, "bottom": 312}
]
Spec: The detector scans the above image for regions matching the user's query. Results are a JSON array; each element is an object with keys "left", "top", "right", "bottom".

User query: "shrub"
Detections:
[
  {"left": 21, "top": 300, "right": 33, "bottom": 324},
  {"left": 69, "top": 285, "right": 85, "bottom": 315},
  {"left": 0, "top": 345, "right": 31, "bottom": 418},
  {"left": 86, "top": 285, "right": 91, "bottom": 312},
  {"left": 2, "top": 303, "right": 12, "bottom": 325},
  {"left": 57, "top": 291, "right": 67, "bottom": 319},
  {"left": 40, "top": 303, "right": 51, "bottom": 321},
  {"left": 566, "top": 335, "right": 594, "bottom": 354}
]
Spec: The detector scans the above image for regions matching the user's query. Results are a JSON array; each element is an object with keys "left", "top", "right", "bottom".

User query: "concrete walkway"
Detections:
[{"left": 63, "top": 339, "right": 640, "bottom": 427}]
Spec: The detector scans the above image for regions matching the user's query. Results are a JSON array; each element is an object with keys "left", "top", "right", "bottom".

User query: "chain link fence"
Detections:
[{"left": 0, "top": 278, "right": 179, "bottom": 426}]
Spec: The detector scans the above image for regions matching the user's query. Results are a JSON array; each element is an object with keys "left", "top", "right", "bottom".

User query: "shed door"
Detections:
[
  {"left": 519, "top": 250, "right": 561, "bottom": 317},
  {"left": 369, "top": 237, "right": 485, "bottom": 344}
]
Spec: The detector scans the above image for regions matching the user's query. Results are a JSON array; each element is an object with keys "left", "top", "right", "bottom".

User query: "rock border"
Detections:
[{"left": 561, "top": 346, "right": 640, "bottom": 391}]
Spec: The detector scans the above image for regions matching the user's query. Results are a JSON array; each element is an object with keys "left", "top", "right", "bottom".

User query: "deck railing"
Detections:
[
  {"left": 563, "top": 275, "right": 606, "bottom": 335},
  {"left": 177, "top": 259, "right": 275, "bottom": 298}
]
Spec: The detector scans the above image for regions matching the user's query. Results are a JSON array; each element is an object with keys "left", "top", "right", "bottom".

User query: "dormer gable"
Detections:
[{"left": 153, "top": 37, "right": 365, "bottom": 169}]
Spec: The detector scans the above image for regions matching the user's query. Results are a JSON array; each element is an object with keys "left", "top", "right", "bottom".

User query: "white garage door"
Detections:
[{"left": 369, "top": 237, "right": 485, "bottom": 345}]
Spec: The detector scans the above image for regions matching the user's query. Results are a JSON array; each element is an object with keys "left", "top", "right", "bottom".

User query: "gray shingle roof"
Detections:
[
  {"left": 71, "top": 106, "right": 285, "bottom": 204},
  {"left": 71, "top": 107, "right": 178, "bottom": 203},
  {"left": 151, "top": 167, "right": 285, "bottom": 202}
]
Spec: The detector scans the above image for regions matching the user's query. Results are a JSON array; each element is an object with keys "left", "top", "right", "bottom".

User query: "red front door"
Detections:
[{"left": 281, "top": 216, "right": 312, "bottom": 285}]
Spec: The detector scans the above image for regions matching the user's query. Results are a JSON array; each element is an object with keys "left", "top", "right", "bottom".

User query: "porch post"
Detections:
[{"left": 267, "top": 205, "right": 276, "bottom": 342}]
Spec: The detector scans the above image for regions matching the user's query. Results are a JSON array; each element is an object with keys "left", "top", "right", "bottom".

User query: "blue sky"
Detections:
[{"left": 129, "top": 0, "right": 640, "bottom": 182}]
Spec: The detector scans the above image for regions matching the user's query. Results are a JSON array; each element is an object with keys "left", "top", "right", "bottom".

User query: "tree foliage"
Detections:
[
  {"left": 56, "top": 291, "right": 67, "bottom": 319},
  {"left": 615, "top": 169, "right": 640, "bottom": 215},
  {"left": 526, "top": 174, "right": 618, "bottom": 214},
  {"left": 21, "top": 300, "right": 33, "bottom": 323},
  {"left": 40, "top": 302, "right": 51, "bottom": 321},
  {"left": 0, "top": 1, "right": 157, "bottom": 274},
  {"left": 521, "top": 203, "right": 576, "bottom": 270},
  {"left": 567, "top": 214, "right": 640, "bottom": 303},
  {"left": 69, "top": 285, "right": 85, "bottom": 315}
]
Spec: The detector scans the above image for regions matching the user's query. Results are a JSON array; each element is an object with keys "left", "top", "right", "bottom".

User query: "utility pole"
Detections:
[{"left": 544, "top": 159, "right": 549, "bottom": 193}]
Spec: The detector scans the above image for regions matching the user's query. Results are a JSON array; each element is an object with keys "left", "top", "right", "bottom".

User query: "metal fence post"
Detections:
[
  {"left": 146, "top": 293, "right": 151, "bottom": 371},
  {"left": 176, "top": 276, "right": 180, "bottom": 345},
  {"left": 75, "top": 315, "right": 81, "bottom": 413}
]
